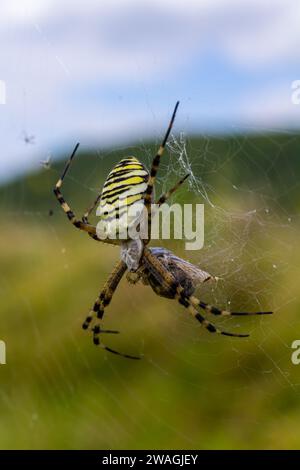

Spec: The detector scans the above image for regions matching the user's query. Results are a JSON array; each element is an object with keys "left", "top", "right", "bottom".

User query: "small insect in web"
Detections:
[
  {"left": 40, "top": 154, "right": 52, "bottom": 170},
  {"left": 54, "top": 102, "right": 273, "bottom": 360},
  {"left": 22, "top": 130, "right": 35, "bottom": 145}
]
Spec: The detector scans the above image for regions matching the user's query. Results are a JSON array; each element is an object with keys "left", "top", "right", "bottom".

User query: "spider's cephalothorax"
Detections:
[{"left": 54, "top": 102, "right": 273, "bottom": 360}]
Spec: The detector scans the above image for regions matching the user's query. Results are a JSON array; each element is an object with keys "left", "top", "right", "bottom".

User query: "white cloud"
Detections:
[
  {"left": 239, "top": 82, "right": 300, "bottom": 129},
  {"left": 222, "top": 0, "right": 300, "bottom": 68},
  {"left": 0, "top": 0, "right": 299, "bottom": 181}
]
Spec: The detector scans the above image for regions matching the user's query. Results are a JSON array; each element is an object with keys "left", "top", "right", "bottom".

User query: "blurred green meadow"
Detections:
[{"left": 0, "top": 134, "right": 300, "bottom": 449}]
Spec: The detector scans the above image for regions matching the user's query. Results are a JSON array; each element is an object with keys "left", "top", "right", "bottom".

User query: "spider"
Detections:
[{"left": 54, "top": 102, "right": 272, "bottom": 359}]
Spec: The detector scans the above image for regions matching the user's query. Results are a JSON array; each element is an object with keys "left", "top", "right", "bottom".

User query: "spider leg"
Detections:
[
  {"left": 53, "top": 143, "right": 117, "bottom": 245},
  {"left": 96, "top": 342, "right": 141, "bottom": 360},
  {"left": 82, "top": 260, "right": 127, "bottom": 329},
  {"left": 83, "top": 260, "right": 141, "bottom": 360},
  {"left": 82, "top": 192, "right": 102, "bottom": 224},
  {"left": 144, "top": 102, "right": 179, "bottom": 242},
  {"left": 188, "top": 297, "right": 273, "bottom": 317},
  {"left": 143, "top": 248, "right": 252, "bottom": 337},
  {"left": 184, "top": 303, "right": 249, "bottom": 337},
  {"left": 156, "top": 173, "right": 190, "bottom": 207},
  {"left": 81, "top": 192, "right": 107, "bottom": 243}
]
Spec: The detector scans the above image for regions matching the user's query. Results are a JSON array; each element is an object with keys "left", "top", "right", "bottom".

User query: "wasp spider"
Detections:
[{"left": 54, "top": 102, "right": 272, "bottom": 359}]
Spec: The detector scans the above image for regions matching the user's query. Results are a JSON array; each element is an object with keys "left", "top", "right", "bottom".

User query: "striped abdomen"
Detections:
[{"left": 96, "top": 157, "right": 149, "bottom": 238}]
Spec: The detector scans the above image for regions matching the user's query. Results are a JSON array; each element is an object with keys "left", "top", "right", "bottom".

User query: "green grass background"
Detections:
[{"left": 0, "top": 134, "right": 300, "bottom": 449}]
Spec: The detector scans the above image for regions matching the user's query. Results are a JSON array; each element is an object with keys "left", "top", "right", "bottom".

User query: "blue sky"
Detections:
[{"left": 0, "top": 0, "right": 299, "bottom": 182}]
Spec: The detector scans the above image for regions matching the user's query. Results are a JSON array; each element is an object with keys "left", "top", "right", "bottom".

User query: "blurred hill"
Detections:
[{"left": 1, "top": 133, "right": 300, "bottom": 215}]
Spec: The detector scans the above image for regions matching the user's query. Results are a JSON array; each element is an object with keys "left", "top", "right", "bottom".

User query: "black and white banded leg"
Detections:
[{"left": 82, "top": 260, "right": 140, "bottom": 360}]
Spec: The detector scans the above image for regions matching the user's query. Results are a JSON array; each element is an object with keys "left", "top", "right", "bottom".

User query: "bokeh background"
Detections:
[{"left": 0, "top": 0, "right": 300, "bottom": 449}]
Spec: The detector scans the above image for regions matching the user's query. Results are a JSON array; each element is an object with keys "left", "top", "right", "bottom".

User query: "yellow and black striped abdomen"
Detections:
[{"left": 97, "top": 157, "right": 149, "bottom": 239}]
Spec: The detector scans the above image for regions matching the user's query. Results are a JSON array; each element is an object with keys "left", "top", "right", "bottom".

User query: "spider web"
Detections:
[
  {"left": 1, "top": 0, "right": 300, "bottom": 451},
  {"left": 99, "top": 129, "right": 300, "bottom": 448},
  {"left": 156, "top": 132, "right": 299, "bottom": 382},
  {"left": 72, "top": 133, "right": 299, "bottom": 382},
  {"left": 1, "top": 118, "right": 300, "bottom": 450}
]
